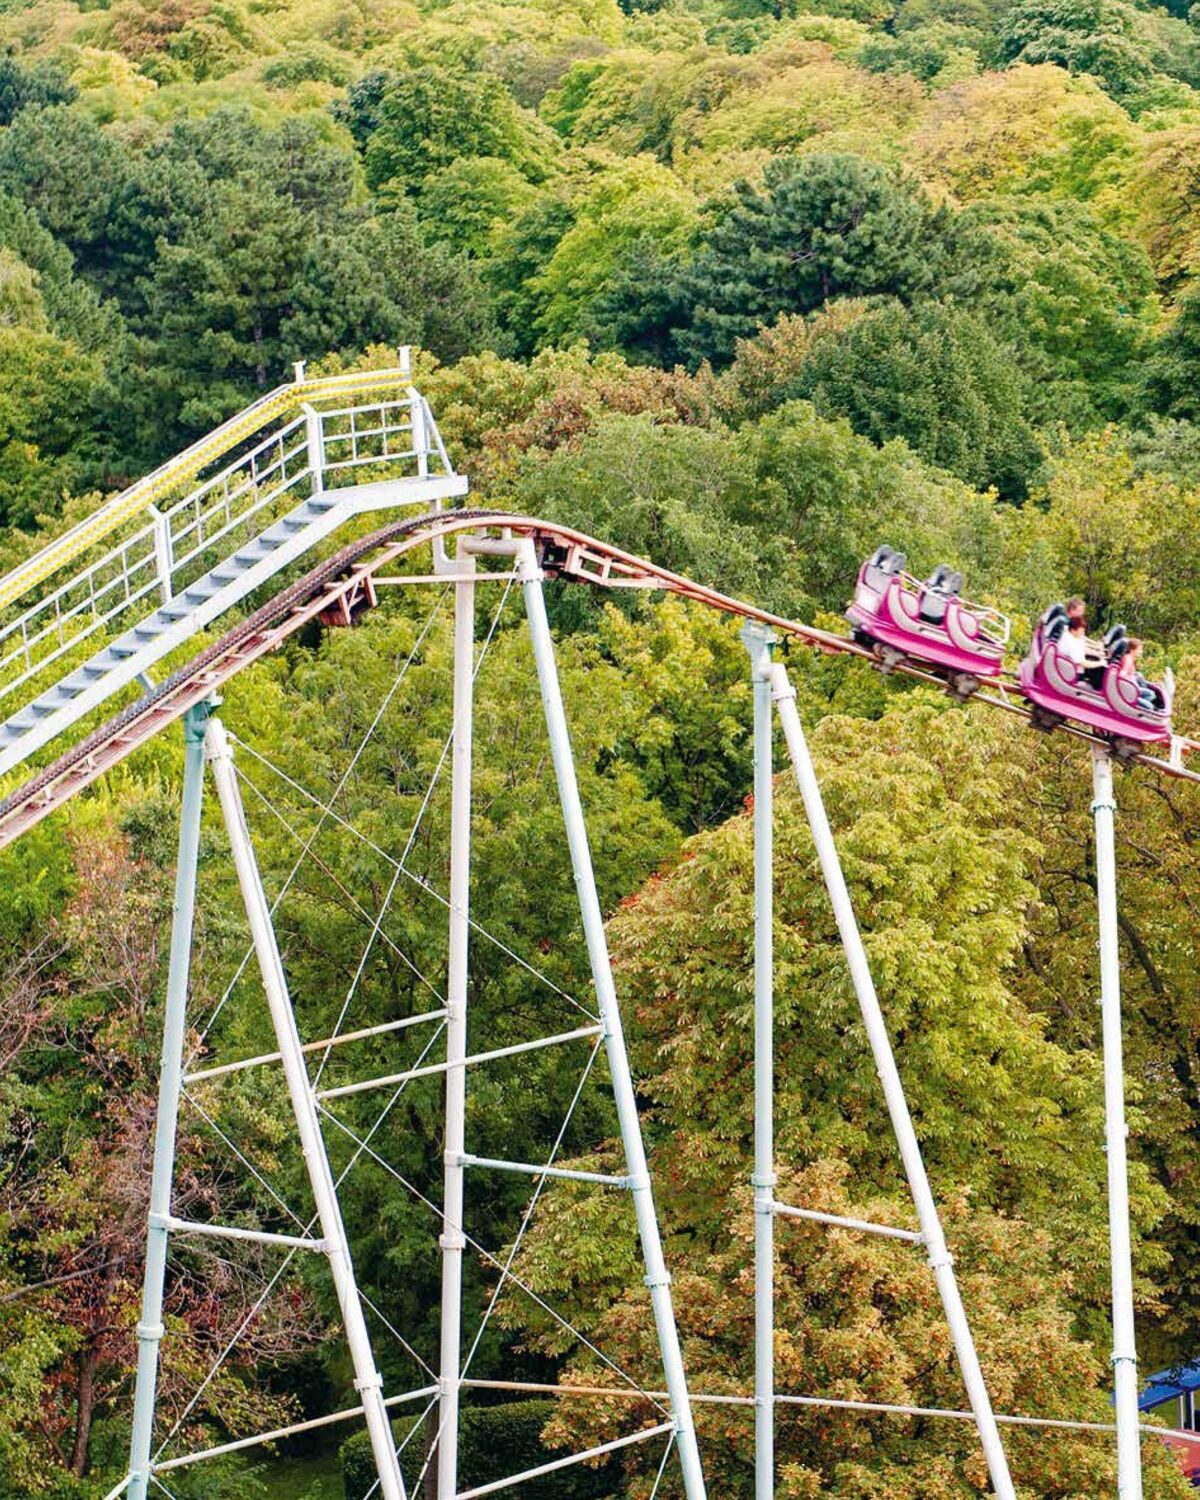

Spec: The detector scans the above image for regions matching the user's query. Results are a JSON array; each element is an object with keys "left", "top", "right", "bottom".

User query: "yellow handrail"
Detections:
[{"left": 0, "top": 366, "right": 412, "bottom": 612}]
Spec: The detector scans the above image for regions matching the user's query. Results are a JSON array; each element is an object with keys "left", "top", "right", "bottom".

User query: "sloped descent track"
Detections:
[{"left": 2, "top": 507, "right": 1197, "bottom": 851}]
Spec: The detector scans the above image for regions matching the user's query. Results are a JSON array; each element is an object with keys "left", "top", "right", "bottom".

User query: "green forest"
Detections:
[{"left": 3, "top": 0, "right": 1200, "bottom": 1490}]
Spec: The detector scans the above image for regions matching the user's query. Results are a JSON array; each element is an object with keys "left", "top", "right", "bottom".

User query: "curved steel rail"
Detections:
[{"left": 1, "top": 509, "right": 1196, "bottom": 850}]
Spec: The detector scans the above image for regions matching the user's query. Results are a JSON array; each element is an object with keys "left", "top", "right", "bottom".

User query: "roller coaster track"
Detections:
[{"left": 1, "top": 508, "right": 1196, "bottom": 851}]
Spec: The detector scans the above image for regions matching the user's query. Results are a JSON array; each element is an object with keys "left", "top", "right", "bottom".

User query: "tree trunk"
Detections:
[
  {"left": 70, "top": 1340, "right": 100, "bottom": 1476},
  {"left": 423, "top": 1408, "right": 438, "bottom": 1500}
]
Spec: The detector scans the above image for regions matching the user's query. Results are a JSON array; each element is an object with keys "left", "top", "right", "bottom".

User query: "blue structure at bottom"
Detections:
[{"left": 1141, "top": 1362, "right": 1200, "bottom": 1485}]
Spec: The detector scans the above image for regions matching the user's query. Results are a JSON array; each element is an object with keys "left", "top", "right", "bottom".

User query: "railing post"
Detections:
[
  {"left": 437, "top": 543, "right": 476, "bottom": 1497},
  {"left": 410, "top": 389, "right": 429, "bottom": 479},
  {"left": 1092, "top": 747, "right": 1144, "bottom": 1499},
  {"left": 517, "top": 539, "right": 707, "bottom": 1500},
  {"left": 148, "top": 506, "right": 173, "bottom": 604},
  {"left": 742, "top": 624, "right": 776, "bottom": 1500},
  {"left": 301, "top": 402, "right": 325, "bottom": 497},
  {"left": 128, "top": 703, "right": 209, "bottom": 1500}
]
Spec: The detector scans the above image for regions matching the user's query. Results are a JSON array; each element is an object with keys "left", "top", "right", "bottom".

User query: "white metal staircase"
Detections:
[{"left": 0, "top": 359, "right": 467, "bottom": 780}]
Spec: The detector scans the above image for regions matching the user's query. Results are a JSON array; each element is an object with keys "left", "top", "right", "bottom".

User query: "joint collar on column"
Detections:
[
  {"left": 202, "top": 714, "right": 232, "bottom": 765},
  {"left": 1091, "top": 797, "right": 1118, "bottom": 814},
  {"left": 513, "top": 538, "right": 543, "bottom": 584},
  {"left": 740, "top": 621, "right": 778, "bottom": 676},
  {"left": 183, "top": 696, "right": 218, "bottom": 744}
]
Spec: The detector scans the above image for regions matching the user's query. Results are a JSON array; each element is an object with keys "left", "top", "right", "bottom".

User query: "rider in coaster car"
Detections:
[
  {"left": 1120, "top": 637, "right": 1164, "bottom": 711},
  {"left": 1052, "top": 598, "right": 1106, "bottom": 687}
]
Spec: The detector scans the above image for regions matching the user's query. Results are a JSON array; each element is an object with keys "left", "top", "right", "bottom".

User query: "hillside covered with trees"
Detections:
[{"left": 3, "top": 0, "right": 1200, "bottom": 1493}]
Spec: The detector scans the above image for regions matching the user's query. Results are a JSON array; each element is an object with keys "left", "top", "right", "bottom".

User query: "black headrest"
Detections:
[
  {"left": 1046, "top": 614, "right": 1068, "bottom": 644},
  {"left": 925, "top": 563, "right": 963, "bottom": 596},
  {"left": 1108, "top": 637, "right": 1129, "bottom": 663},
  {"left": 868, "top": 546, "right": 906, "bottom": 574},
  {"left": 1104, "top": 623, "right": 1127, "bottom": 648},
  {"left": 1042, "top": 603, "right": 1068, "bottom": 627}
]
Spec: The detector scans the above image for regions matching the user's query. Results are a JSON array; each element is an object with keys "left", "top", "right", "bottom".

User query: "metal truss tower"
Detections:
[
  {"left": 742, "top": 626, "right": 1017, "bottom": 1500},
  {"left": 115, "top": 535, "right": 707, "bottom": 1500}
]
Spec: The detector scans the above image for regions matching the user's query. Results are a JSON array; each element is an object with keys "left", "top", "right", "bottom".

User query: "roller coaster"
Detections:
[{"left": 2, "top": 356, "right": 1194, "bottom": 1500}]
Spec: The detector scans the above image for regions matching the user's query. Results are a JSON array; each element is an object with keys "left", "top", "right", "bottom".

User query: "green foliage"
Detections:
[
  {"left": 359, "top": 63, "right": 556, "bottom": 194},
  {"left": 673, "top": 153, "right": 944, "bottom": 367},
  {"left": 788, "top": 298, "right": 1042, "bottom": 498},
  {"left": 1000, "top": 0, "right": 1200, "bottom": 105},
  {"left": 1141, "top": 285, "right": 1200, "bottom": 422},
  {"left": 0, "top": 55, "right": 76, "bottom": 122},
  {"left": 503, "top": 696, "right": 1194, "bottom": 1496},
  {"left": 530, "top": 156, "right": 698, "bottom": 346},
  {"left": 0, "top": 325, "right": 98, "bottom": 525},
  {"left": 941, "top": 196, "right": 1158, "bottom": 425},
  {"left": 340, "top": 1401, "right": 616, "bottom": 1497},
  {"left": 418, "top": 155, "right": 538, "bottom": 257},
  {"left": 9, "top": 0, "right": 1200, "bottom": 1493},
  {"left": 0, "top": 105, "right": 129, "bottom": 259}
]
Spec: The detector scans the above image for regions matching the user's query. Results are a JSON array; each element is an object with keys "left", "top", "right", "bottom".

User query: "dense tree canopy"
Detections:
[{"left": 5, "top": 0, "right": 1200, "bottom": 1491}]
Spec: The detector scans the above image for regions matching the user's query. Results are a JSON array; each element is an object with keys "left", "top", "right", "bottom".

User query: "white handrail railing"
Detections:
[
  {"left": 0, "top": 389, "right": 451, "bottom": 712},
  {"left": 0, "top": 363, "right": 420, "bottom": 613}
]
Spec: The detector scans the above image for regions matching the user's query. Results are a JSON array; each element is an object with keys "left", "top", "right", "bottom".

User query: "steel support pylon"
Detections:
[
  {"left": 518, "top": 540, "right": 708, "bottom": 1500},
  {"left": 437, "top": 545, "right": 476, "bottom": 1497},
  {"left": 1091, "top": 747, "right": 1143, "bottom": 1499},
  {"left": 128, "top": 703, "right": 209, "bottom": 1500},
  {"left": 205, "top": 717, "right": 408, "bottom": 1500},
  {"left": 744, "top": 626, "right": 777, "bottom": 1500},
  {"left": 758, "top": 657, "right": 1017, "bottom": 1500}
]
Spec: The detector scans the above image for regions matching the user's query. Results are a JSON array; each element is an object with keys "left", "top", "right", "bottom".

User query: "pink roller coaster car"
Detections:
[
  {"left": 1019, "top": 604, "right": 1174, "bottom": 753},
  {"left": 846, "top": 546, "right": 1009, "bottom": 699}
]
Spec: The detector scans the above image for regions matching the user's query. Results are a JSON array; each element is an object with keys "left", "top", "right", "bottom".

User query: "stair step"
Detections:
[{"left": 0, "top": 491, "right": 354, "bottom": 759}]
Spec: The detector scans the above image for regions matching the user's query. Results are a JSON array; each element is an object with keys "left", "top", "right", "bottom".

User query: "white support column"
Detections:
[
  {"left": 517, "top": 541, "right": 707, "bottom": 1500},
  {"left": 205, "top": 717, "right": 408, "bottom": 1500},
  {"left": 743, "top": 625, "right": 776, "bottom": 1500},
  {"left": 128, "top": 704, "right": 208, "bottom": 1500},
  {"left": 1092, "top": 747, "right": 1143, "bottom": 1500},
  {"left": 437, "top": 546, "right": 476, "bottom": 1498},
  {"left": 768, "top": 661, "right": 1016, "bottom": 1500}
]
